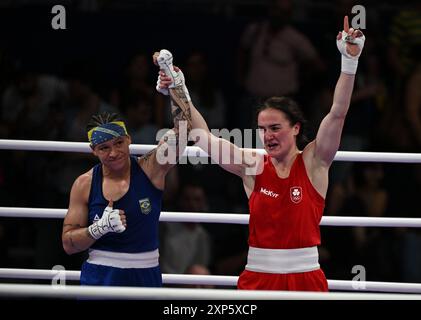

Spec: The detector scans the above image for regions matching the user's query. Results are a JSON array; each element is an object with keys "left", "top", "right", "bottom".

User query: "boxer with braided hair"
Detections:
[{"left": 62, "top": 77, "right": 194, "bottom": 286}]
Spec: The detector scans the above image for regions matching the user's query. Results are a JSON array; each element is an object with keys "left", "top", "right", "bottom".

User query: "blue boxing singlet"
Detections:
[{"left": 80, "top": 156, "right": 164, "bottom": 287}]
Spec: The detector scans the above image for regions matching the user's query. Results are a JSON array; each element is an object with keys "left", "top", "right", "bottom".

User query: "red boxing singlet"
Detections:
[{"left": 237, "top": 153, "right": 328, "bottom": 291}]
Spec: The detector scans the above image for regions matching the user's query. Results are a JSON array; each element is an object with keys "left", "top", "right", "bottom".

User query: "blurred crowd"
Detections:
[{"left": 0, "top": 0, "right": 420, "bottom": 285}]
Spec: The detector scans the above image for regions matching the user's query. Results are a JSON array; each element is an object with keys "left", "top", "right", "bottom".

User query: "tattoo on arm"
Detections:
[
  {"left": 170, "top": 86, "right": 193, "bottom": 135},
  {"left": 140, "top": 149, "right": 155, "bottom": 162},
  {"left": 150, "top": 85, "right": 193, "bottom": 166},
  {"left": 167, "top": 86, "right": 193, "bottom": 163}
]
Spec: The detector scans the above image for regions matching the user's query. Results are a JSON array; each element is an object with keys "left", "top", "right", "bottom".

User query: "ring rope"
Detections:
[
  {"left": 1, "top": 207, "right": 421, "bottom": 228},
  {"left": 1, "top": 268, "right": 421, "bottom": 293},
  {"left": 2, "top": 139, "right": 421, "bottom": 298},
  {"left": 1, "top": 139, "right": 421, "bottom": 163},
  {"left": 0, "top": 283, "right": 420, "bottom": 300}
]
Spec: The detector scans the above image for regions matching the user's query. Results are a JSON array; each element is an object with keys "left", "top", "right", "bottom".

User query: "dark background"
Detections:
[{"left": 0, "top": 0, "right": 420, "bottom": 287}]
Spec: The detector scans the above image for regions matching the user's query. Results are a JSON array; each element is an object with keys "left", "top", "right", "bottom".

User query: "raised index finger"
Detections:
[{"left": 344, "top": 16, "right": 349, "bottom": 32}]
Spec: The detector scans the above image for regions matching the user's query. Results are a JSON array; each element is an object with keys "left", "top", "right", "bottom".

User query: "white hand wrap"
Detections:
[
  {"left": 88, "top": 206, "right": 126, "bottom": 240},
  {"left": 336, "top": 31, "right": 365, "bottom": 75},
  {"left": 156, "top": 49, "right": 191, "bottom": 101}
]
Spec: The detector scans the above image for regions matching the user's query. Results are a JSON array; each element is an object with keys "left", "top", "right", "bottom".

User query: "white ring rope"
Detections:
[
  {"left": 1, "top": 207, "right": 421, "bottom": 228},
  {"left": 0, "top": 283, "right": 421, "bottom": 300},
  {"left": 1, "top": 268, "right": 421, "bottom": 294},
  {"left": 0, "top": 139, "right": 203, "bottom": 157},
  {"left": 2, "top": 140, "right": 421, "bottom": 299},
  {"left": 1, "top": 139, "right": 421, "bottom": 163}
]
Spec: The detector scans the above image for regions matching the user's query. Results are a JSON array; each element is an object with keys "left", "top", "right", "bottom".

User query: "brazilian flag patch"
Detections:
[{"left": 139, "top": 198, "right": 152, "bottom": 214}]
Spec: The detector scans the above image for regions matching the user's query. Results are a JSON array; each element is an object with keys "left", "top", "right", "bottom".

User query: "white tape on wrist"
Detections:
[
  {"left": 341, "top": 56, "right": 359, "bottom": 75},
  {"left": 157, "top": 49, "right": 182, "bottom": 88},
  {"left": 180, "top": 83, "right": 192, "bottom": 102},
  {"left": 156, "top": 49, "right": 191, "bottom": 101},
  {"left": 88, "top": 207, "right": 125, "bottom": 240},
  {"left": 336, "top": 31, "right": 365, "bottom": 75},
  {"left": 88, "top": 222, "right": 104, "bottom": 240}
]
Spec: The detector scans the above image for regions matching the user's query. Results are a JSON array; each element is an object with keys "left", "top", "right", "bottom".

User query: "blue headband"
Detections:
[{"left": 88, "top": 121, "right": 128, "bottom": 147}]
